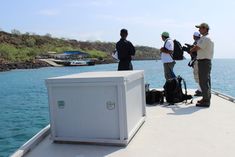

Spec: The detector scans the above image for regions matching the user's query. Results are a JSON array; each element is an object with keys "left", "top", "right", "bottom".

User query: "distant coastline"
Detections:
[
  {"left": 0, "top": 58, "right": 119, "bottom": 72},
  {"left": 0, "top": 59, "right": 51, "bottom": 72},
  {"left": 0, "top": 58, "right": 158, "bottom": 72}
]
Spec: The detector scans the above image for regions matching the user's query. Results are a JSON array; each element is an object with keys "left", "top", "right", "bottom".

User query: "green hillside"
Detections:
[{"left": 0, "top": 30, "right": 160, "bottom": 62}]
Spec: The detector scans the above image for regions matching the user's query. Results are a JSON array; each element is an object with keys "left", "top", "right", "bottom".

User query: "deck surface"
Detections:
[{"left": 14, "top": 90, "right": 235, "bottom": 157}]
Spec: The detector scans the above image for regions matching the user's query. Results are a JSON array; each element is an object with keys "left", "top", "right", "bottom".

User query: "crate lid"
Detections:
[{"left": 45, "top": 70, "right": 144, "bottom": 84}]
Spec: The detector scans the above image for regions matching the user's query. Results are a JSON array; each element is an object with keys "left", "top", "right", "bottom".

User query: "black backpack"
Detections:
[
  {"left": 146, "top": 89, "right": 164, "bottom": 105},
  {"left": 164, "top": 39, "right": 184, "bottom": 60},
  {"left": 173, "top": 40, "right": 184, "bottom": 60},
  {"left": 163, "top": 76, "right": 192, "bottom": 104}
]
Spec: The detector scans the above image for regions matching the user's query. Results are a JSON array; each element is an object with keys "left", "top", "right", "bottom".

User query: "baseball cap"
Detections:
[
  {"left": 193, "top": 32, "right": 200, "bottom": 37},
  {"left": 161, "top": 31, "right": 169, "bottom": 37},
  {"left": 195, "top": 23, "right": 210, "bottom": 30}
]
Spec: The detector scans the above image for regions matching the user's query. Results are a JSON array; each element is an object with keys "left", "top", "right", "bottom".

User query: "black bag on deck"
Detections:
[
  {"left": 163, "top": 76, "right": 192, "bottom": 104},
  {"left": 146, "top": 89, "right": 164, "bottom": 105}
]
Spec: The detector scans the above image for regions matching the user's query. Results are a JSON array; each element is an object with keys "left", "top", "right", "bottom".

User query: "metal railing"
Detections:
[{"left": 212, "top": 89, "right": 235, "bottom": 103}]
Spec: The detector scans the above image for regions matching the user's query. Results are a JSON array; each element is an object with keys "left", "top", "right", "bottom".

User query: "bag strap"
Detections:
[
  {"left": 181, "top": 77, "right": 187, "bottom": 95},
  {"left": 181, "top": 77, "right": 193, "bottom": 104},
  {"left": 163, "top": 39, "right": 169, "bottom": 49}
]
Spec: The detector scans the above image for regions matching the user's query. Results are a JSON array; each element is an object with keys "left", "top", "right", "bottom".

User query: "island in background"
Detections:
[{"left": 0, "top": 30, "right": 161, "bottom": 72}]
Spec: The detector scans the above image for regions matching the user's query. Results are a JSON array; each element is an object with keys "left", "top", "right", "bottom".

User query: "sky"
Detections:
[{"left": 0, "top": 0, "right": 235, "bottom": 58}]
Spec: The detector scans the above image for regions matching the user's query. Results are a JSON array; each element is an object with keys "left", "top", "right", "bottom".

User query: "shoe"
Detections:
[
  {"left": 196, "top": 103, "right": 210, "bottom": 107},
  {"left": 196, "top": 99, "right": 210, "bottom": 107},
  {"left": 197, "top": 99, "right": 210, "bottom": 103},
  {"left": 197, "top": 99, "right": 204, "bottom": 104},
  {"left": 194, "top": 90, "right": 202, "bottom": 96},
  {"left": 194, "top": 92, "right": 202, "bottom": 96}
]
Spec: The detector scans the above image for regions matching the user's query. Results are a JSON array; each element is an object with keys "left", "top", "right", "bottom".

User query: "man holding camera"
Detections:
[
  {"left": 190, "top": 23, "right": 214, "bottom": 107},
  {"left": 183, "top": 32, "right": 202, "bottom": 96},
  {"left": 160, "top": 32, "right": 175, "bottom": 80}
]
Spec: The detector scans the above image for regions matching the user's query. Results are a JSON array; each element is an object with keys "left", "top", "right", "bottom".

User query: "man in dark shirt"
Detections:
[{"left": 116, "top": 29, "right": 135, "bottom": 71}]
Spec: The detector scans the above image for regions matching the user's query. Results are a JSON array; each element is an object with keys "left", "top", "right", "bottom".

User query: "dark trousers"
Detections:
[
  {"left": 118, "top": 60, "right": 133, "bottom": 71},
  {"left": 198, "top": 59, "right": 212, "bottom": 102},
  {"left": 163, "top": 62, "right": 176, "bottom": 80}
]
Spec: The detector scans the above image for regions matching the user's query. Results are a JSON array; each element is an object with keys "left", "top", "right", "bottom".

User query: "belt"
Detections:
[
  {"left": 119, "top": 60, "right": 131, "bottom": 62},
  {"left": 197, "top": 59, "right": 211, "bottom": 61}
]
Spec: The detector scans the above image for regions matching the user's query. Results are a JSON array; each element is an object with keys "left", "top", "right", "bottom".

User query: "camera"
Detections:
[
  {"left": 182, "top": 43, "right": 197, "bottom": 67},
  {"left": 182, "top": 43, "right": 193, "bottom": 53}
]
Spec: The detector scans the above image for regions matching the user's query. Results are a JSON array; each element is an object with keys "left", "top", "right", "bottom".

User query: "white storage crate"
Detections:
[{"left": 45, "top": 70, "right": 146, "bottom": 145}]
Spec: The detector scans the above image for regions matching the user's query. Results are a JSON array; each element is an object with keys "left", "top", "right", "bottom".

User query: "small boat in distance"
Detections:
[
  {"left": 57, "top": 59, "right": 95, "bottom": 66},
  {"left": 73, "top": 60, "right": 95, "bottom": 66},
  {"left": 69, "top": 60, "right": 88, "bottom": 66}
]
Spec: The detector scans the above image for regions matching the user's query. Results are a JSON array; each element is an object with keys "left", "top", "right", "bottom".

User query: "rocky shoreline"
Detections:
[
  {"left": 0, "top": 60, "right": 52, "bottom": 72},
  {"left": 0, "top": 59, "right": 117, "bottom": 72}
]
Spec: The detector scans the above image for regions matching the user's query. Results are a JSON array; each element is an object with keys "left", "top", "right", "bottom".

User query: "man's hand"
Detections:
[
  {"left": 160, "top": 47, "right": 165, "bottom": 52},
  {"left": 190, "top": 45, "right": 200, "bottom": 54},
  {"left": 160, "top": 47, "right": 172, "bottom": 54}
]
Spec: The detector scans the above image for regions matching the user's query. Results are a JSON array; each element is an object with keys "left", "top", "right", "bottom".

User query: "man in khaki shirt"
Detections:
[{"left": 190, "top": 23, "right": 214, "bottom": 107}]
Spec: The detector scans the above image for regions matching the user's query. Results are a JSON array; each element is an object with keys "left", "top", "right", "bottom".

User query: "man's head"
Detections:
[
  {"left": 120, "top": 29, "right": 128, "bottom": 39},
  {"left": 195, "top": 23, "right": 209, "bottom": 35},
  {"left": 161, "top": 31, "right": 169, "bottom": 41}
]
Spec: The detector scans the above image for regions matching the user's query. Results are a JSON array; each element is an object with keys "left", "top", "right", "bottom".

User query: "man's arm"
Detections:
[
  {"left": 190, "top": 45, "right": 200, "bottom": 54},
  {"left": 161, "top": 39, "right": 173, "bottom": 54},
  {"left": 129, "top": 42, "right": 135, "bottom": 56},
  {"left": 160, "top": 47, "right": 173, "bottom": 54}
]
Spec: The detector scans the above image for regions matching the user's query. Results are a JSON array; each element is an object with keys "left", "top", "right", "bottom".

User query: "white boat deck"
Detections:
[{"left": 11, "top": 90, "right": 235, "bottom": 157}]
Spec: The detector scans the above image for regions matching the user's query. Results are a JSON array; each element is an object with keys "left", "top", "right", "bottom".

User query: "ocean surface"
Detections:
[{"left": 0, "top": 59, "right": 234, "bottom": 157}]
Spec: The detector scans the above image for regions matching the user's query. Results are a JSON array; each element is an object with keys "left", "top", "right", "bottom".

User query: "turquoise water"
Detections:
[{"left": 0, "top": 59, "right": 234, "bottom": 157}]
